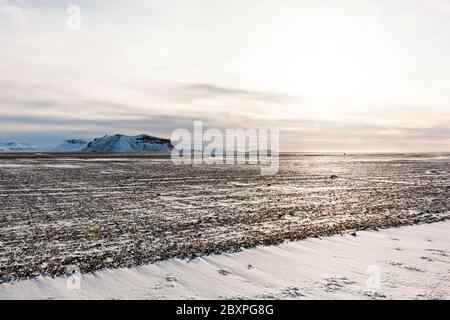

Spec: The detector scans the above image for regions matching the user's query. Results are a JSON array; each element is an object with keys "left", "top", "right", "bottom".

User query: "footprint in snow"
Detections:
[
  {"left": 323, "top": 276, "right": 356, "bottom": 292},
  {"left": 281, "top": 286, "right": 305, "bottom": 298},
  {"left": 363, "top": 291, "right": 386, "bottom": 299},
  {"left": 165, "top": 275, "right": 178, "bottom": 282},
  {"left": 385, "top": 260, "right": 425, "bottom": 272},
  {"left": 420, "top": 256, "right": 434, "bottom": 262},
  {"left": 425, "top": 249, "right": 449, "bottom": 257},
  {"left": 258, "top": 293, "right": 276, "bottom": 299},
  {"left": 218, "top": 269, "right": 232, "bottom": 276}
]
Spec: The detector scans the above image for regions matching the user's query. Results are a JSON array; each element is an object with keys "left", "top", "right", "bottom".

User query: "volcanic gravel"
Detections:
[{"left": 0, "top": 153, "right": 449, "bottom": 283}]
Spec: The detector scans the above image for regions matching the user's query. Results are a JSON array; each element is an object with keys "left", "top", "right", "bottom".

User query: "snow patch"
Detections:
[{"left": 1, "top": 221, "right": 449, "bottom": 300}]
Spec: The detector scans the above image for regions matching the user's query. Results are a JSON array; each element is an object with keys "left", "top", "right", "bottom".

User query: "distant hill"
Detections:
[
  {"left": 82, "top": 134, "right": 173, "bottom": 153},
  {"left": 53, "top": 139, "right": 88, "bottom": 152},
  {"left": 0, "top": 142, "right": 36, "bottom": 152}
]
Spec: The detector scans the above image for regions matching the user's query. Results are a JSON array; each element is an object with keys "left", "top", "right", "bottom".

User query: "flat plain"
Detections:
[{"left": 0, "top": 153, "right": 449, "bottom": 283}]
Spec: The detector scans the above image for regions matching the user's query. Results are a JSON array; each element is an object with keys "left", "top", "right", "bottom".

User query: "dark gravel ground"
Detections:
[{"left": 0, "top": 153, "right": 449, "bottom": 283}]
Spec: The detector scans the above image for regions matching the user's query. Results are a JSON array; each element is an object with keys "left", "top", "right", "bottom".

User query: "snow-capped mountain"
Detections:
[
  {"left": 0, "top": 142, "right": 36, "bottom": 152},
  {"left": 53, "top": 139, "right": 88, "bottom": 152},
  {"left": 82, "top": 134, "right": 173, "bottom": 153}
]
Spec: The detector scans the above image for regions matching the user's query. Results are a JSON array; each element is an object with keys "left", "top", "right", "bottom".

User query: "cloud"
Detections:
[
  {"left": 434, "top": 78, "right": 450, "bottom": 88},
  {"left": 167, "top": 83, "right": 292, "bottom": 103},
  {"left": 1, "top": 75, "right": 449, "bottom": 151},
  {"left": 1, "top": 109, "right": 449, "bottom": 152},
  {"left": 0, "top": 0, "right": 449, "bottom": 151},
  {"left": 0, "top": 1, "right": 27, "bottom": 26}
]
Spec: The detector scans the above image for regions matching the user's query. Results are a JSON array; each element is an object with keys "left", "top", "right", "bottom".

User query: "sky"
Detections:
[{"left": 0, "top": 0, "right": 449, "bottom": 151}]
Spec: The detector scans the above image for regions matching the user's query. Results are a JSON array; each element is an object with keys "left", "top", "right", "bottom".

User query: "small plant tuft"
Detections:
[{"left": 85, "top": 226, "right": 102, "bottom": 241}]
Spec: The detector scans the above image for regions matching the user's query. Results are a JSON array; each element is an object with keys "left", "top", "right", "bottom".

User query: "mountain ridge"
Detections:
[
  {"left": 82, "top": 134, "right": 173, "bottom": 153},
  {"left": 0, "top": 134, "right": 173, "bottom": 153}
]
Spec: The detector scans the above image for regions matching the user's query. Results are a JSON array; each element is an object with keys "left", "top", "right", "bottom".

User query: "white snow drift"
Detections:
[{"left": 0, "top": 221, "right": 448, "bottom": 300}]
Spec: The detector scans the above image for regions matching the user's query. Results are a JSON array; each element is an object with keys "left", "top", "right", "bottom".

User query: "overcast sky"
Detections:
[{"left": 0, "top": 0, "right": 449, "bottom": 151}]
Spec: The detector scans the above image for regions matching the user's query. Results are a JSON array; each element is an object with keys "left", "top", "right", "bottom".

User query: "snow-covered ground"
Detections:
[
  {"left": 1, "top": 155, "right": 448, "bottom": 283},
  {"left": 1, "top": 221, "right": 448, "bottom": 300}
]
